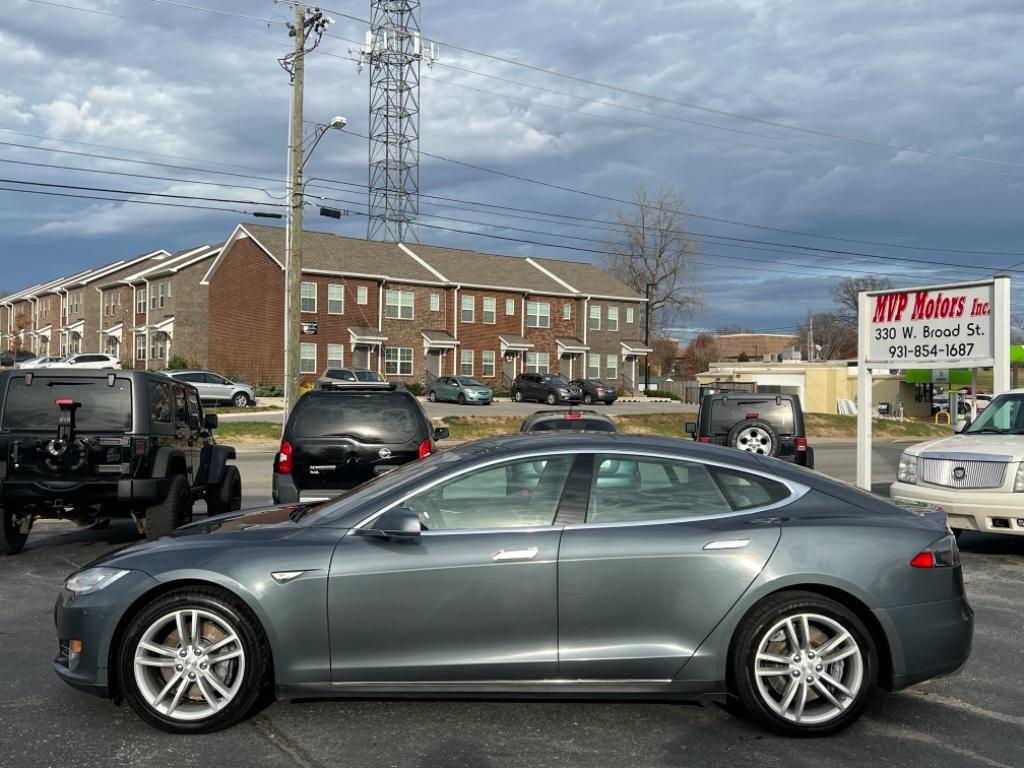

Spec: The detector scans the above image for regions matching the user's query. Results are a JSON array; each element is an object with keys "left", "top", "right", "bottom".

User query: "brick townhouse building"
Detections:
[
  {"left": 205, "top": 223, "right": 650, "bottom": 390},
  {"left": 3, "top": 222, "right": 652, "bottom": 391}
]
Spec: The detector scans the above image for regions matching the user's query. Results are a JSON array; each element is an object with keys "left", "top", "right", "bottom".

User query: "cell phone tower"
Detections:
[{"left": 354, "top": 1, "right": 437, "bottom": 243}]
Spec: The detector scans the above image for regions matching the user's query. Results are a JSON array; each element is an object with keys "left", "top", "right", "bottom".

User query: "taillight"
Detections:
[
  {"left": 565, "top": 412, "right": 582, "bottom": 420},
  {"left": 910, "top": 534, "right": 960, "bottom": 568},
  {"left": 795, "top": 437, "right": 807, "bottom": 453},
  {"left": 697, "top": 436, "right": 711, "bottom": 444},
  {"left": 418, "top": 438, "right": 432, "bottom": 459},
  {"left": 277, "top": 439, "right": 293, "bottom": 474}
]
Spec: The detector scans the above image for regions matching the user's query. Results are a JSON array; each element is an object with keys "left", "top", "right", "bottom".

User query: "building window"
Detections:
[
  {"left": 301, "top": 282, "right": 317, "bottom": 313},
  {"left": 158, "top": 281, "right": 171, "bottom": 308},
  {"left": 135, "top": 335, "right": 146, "bottom": 361},
  {"left": 607, "top": 307, "right": 619, "bottom": 332},
  {"left": 526, "top": 301, "right": 550, "bottom": 328},
  {"left": 525, "top": 352, "right": 550, "bottom": 374},
  {"left": 606, "top": 355, "right": 618, "bottom": 380},
  {"left": 588, "top": 353, "right": 600, "bottom": 379},
  {"left": 150, "top": 334, "right": 166, "bottom": 360},
  {"left": 385, "top": 290, "right": 414, "bottom": 320},
  {"left": 357, "top": 286, "right": 369, "bottom": 305},
  {"left": 430, "top": 293, "right": 441, "bottom": 312},
  {"left": 482, "top": 297, "right": 496, "bottom": 324},
  {"left": 626, "top": 307, "right": 635, "bottom": 324},
  {"left": 482, "top": 350, "right": 496, "bottom": 378},
  {"left": 505, "top": 299, "right": 515, "bottom": 316},
  {"left": 589, "top": 305, "right": 601, "bottom": 331},
  {"left": 563, "top": 304, "right": 571, "bottom": 320},
  {"left": 461, "top": 295, "right": 475, "bottom": 323},
  {"left": 460, "top": 349, "right": 474, "bottom": 376},
  {"left": 328, "top": 284, "right": 344, "bottom": 314},
  {"left": 327, "top": 343, "right": 344, "bottom": 369},
  {"left": 300, "top": 343, "right": 317, "bottom": 374},
  {"left": 137, "top": 289, "right": 146, "bottom": 314},
  {"left": 384, "top": 346, "right": 413, "bottom": 376}
]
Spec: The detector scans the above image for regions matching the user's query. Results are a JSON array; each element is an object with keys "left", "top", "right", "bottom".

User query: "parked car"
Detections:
[
  {"left": 511, "top": 373, "right": 584, "bottom": 405},
  {"left": 54, "top": 433, "right": 971, "bottom": 736},
  {"left": 36, "top": 353, "right": 122, "bottom": 369},
  {"left": 0, "top": 369, "right": 241, "bottom": 555},
  {"left": 520, "top": 408, "right": 617, "bottom": 433},
  {"left": 16, "top": 355, "right": 64, "bottom": 369},
  {"left": 316, "top": 367, "right": 386, "bottom": 389},
  {"left": 569, "top": 378, "right": 617, "bottom": 405},
  {"left": 892, "top": 388, "right": 1024, "bottom": 539},
  {"left": 687, "top": 393, "right": 813, "bottom": 468},
  {"left": 272, "top": 383, "right": 449, "bottom": 503},
  {"left": 162, "top": 370, "right": 256, "bottom": 407},
  {"left": 428, "top": 376, "right": 493, "bottom": 405},
  {"left": 0, "top": 350, "right": 36, "bottom": 367}
]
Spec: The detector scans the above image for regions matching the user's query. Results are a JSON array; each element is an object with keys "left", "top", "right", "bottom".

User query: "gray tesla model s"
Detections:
[{"left": 53, "top": 433, "right": 972, "bottom": 736}]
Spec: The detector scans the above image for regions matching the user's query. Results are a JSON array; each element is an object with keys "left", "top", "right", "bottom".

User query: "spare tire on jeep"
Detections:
[{"left": 727, "top": 419, "right": 780, "bottom": 457}]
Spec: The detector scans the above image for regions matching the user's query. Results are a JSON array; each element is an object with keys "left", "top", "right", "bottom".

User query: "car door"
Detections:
[
  {"left": 203, "top": 373, "right": 233, "bottom": 402},
  {"left": 437, "top": 376, "right": 453, "bottom": 401},
  {"left": 556, "top": 452, "right": 785, "bottom": 680},
  {"left": 327, "top": 454, "right": 581, "bottom": 682}
]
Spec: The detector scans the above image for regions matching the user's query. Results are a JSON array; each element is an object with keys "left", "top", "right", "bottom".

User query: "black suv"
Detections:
[
  {"left": 0, "top": 369, "right": 241, "bottom": 555},
  {"left": 686, "top": 393, "right": 814, "bottom": 468},
  {"left": 520, "top": 409, "right": 617, "bottom": 433},
  {"left": 273, "top": 384, "right": 449, "bottom": 503},
  {"left": 511, "top": 373, "right": 584, "bottom": 405}
]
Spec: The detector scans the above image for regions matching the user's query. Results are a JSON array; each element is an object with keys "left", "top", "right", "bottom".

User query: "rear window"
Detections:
[
  {"left": 2, "top": 375, "right": 132, "bottom": 432},
  {"left": 355, "top": 370, "right": 384, "bottom": 382},
  {"left": 292, "top": 394, "right": 420, "bottom": 444},
  {"left": 709, "top": 397, "right": 795, "bottom": 435},
  {"left": 531, "top": 419, "right": 616, "bottom": 432}
]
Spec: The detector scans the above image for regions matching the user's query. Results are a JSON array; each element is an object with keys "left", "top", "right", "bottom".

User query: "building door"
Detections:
[
  {"left": 427, "top": 349, "right": 443, "bottom": 378},
  {"left": 502, "top": 353, "right": 516, "bottom": 384},
  {"left": 559, "top": 354, "right": 574, "bottom": 378},
  {"left": 353, "top": 346, "right": 369, "bottom": 369}
]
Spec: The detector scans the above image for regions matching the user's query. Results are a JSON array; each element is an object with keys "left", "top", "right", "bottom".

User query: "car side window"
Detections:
[
  {"left": 149, "top": 380, "right": 172, "bottom": 424},
  {"left": 711, "top": 468, "right": 790, "bottom": 510},
  {"left": 585, "top": 455, "right": 733, "bottom": 524},
  {"left": 400, "top": 457, "right": 574, "bottom": 530},
  {"left": 173, "top": 386, "right": 189, "bottom": 429},
  {"left": 186, "top": 390, "right": 203, "bottom": 430}
]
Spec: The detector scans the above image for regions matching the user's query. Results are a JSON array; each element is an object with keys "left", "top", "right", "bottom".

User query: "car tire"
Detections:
[
  {"left": 118, "top": 586, "right": 271, "bottom": 734},
  {"left": 146, "top": 475, "right": 193, "bottom": 539},
  {"left": 727, "top": 419, "right": 780, "bottom": 457},
  {"left": 546, "top": 392, "right": 558, "bottom": 405},
  {"left": 206, "top": 466, "right": 242, "bottom": 516},
  {"left": 0, "top": 505, "right": 28, "bottom": 556},
  {"left": 232, "top": 393, "right": 251, "bottom": 408},
  {"left": 730, "top": 591, "right": 877, "bottom": 736},
  {"left": 513, "top": 389, "right": 523, "bottom": 402},
  {"left": 428, "top": 390, "right": 437, "bottom": 402},
  {"left": 583, "top": 393, "right": 594, "bottom": 405},
  {"left": 458, "top": 393, "right": 466, "bottom": 405}
]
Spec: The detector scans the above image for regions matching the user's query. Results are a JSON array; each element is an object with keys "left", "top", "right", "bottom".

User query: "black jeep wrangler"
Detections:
[
  {"left": 0, "top": 369, "right": 242, "bottom": 555},
  {"left": 686, "top": 392, "right": 814, "bottom": 468}
]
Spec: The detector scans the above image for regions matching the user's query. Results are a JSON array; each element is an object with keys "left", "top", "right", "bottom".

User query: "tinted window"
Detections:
[
  {"left": 178, "top": 373, "right": 205, "bottom": 383},
  {"left": 292, "top": 395, "right": 420, "bottom": 444},
  {"left": 150, "top": 380, "right": 172, "bottom": 423},
  {"left": 2, "top": 376, "right": 132, "bottom": 432},
  {"left": 186, "top": 390, "right": 203, "bottom": 430},
  {"left": 586, "top": 455, "right": 732, "bottom": 524},
  {"left": 709, "top": 397, "right": 795, "bottom": 435},
  {"left": 355, "top": 370, "right": 384, "bottom": 382},
  {"left": 173, "top": 386, "right": 188, "bottom": 427},
  {"left": 711, "top": 468, "right": 790, "bottom": 510},
  {"left": 79, "top": 355, "right": 107, "bottom": 363},
  {"left": 455, "top": 377, "right": 482, "bottom": 386},
  {"left": 542, "top": 374, "right": 569, "bottom": 386},
  {"left": 326, "top": 369, "right": 356, "bottom": 381},
  {"left": 401, "top": 456, "right": 573, "bottom": 530},
  {"left": 531, "top": 419, "right": 615, "bottom": 432}
]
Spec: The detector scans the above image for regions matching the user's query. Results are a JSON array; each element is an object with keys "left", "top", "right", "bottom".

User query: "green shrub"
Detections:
[
  {"left": 405, "top": 381, "right": 425, "bottom": 396},
  {"left": 255, "top": 385, "right": 284, "bottom": 397},
  {"left": 644, "top": 389, "right": 680, "bottom": 401},
  {"left": 166, "top": 355, "right": 191, "bottom": 370},
  {"left": 491, "top": 386, "right": 511, "bottom": 398}
]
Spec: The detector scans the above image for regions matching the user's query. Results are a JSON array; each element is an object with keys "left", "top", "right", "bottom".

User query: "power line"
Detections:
[
  {"left": 0, "top": 185, "right": 272, "bottom": 216},
  {"left": 0, "top": 177, "right": 286, "bottom": 207}
]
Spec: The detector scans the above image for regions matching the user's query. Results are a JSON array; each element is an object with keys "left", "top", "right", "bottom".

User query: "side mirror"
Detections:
[
  {"left": 66, "top": 359, "right": 76, "bottom": 365},
  {"left": 955, "top": 419, "right": 970, "bottom": 433},
  {"left": 368, "top": 507, "right": 421, "bottom": 538},
  {"left": 685, "top": 421, "right": 697, "bottom": 435},
  {"left": 433, "top": 426, "right": 450, "bottom": 441},
  {"left": 204, "top": 413, "right": 219, "bottom": 430}
]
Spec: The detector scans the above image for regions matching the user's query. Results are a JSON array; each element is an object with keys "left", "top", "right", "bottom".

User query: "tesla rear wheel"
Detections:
[
  {"left": 732, "top": 592, "right": 876, "bottom": 736},
  {"left": 120, "top": 587, "right": 269, "bottom": 733}
]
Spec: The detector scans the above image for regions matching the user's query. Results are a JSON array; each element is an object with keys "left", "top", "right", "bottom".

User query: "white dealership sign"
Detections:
[{"left": 856, "top": 277, "right": 1011, "bottom": 490}]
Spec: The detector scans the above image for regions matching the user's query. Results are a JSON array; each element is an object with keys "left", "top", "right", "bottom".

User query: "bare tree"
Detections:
[
  {"left": 680, "top": 333, "right": 720, "bottom": 378},
  {"left": 603, "top": 186, "right": 703, "bottom": 333},
  {"left": 829, "top": 276, "right": 893, "bottom": 321},
  {"left": 649, "top": 337, "right": 680, "bottom": 375},
  {"left": 715, "top": 324, "right": 752, "bottom": 335},
  {"left": 798, "top": 311, "right": 857, "bottom": 361}
]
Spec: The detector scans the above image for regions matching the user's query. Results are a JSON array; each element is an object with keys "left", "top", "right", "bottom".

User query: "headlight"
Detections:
[
  {"left": 558, "top": 389, "right": 569, "bottom": 396},
  {"left": 897, "top": 453, "right": 917, "bottom": 484},
  {"left": 1014, "top": 463, "right": 1024, "bottom": 492},
  {"left": 65, "top": 567, "right": 129, "bottom": 595}
]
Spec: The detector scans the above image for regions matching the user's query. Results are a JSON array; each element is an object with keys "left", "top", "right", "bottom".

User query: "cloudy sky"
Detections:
[{"left": 3, "top": 0, "right": 1024, "bottom": 342}]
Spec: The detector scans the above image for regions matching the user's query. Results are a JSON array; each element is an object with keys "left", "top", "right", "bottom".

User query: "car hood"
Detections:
[{"left": 903, "top": 434, "right": 1024, "bottom": 460}]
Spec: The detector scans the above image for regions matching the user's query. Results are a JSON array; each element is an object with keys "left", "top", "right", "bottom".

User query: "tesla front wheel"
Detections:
[
  {"left": 731, "top": 591, "right": 876, "bottom": 736},
  {"left": 119, "top": 587, "right": 269, "bottom": 733}
]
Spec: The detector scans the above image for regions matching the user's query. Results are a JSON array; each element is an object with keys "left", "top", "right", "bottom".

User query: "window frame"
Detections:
[
  {"left": 385, "top": 290, "right": 414, "bottom": 320},
  {"left": 589, "top": 304, "right": 601, "bottom": 331},
  {"left": 525, "top": 351, "right": 550, "bottom": 374},
  {"left": 482, "top": 297, "right": 496, "bottom": 324},
  {"left": 430, "top": 293, "right": 441, "bottom": 312},
  {"left": 300, "top": 282, "right": 317, "bottom": 313},
  {"left": 357, "top": 286, "right": 369, "bottom": 305},
  {"left": 327, "top": 343, "right": 344, "bottom": 369},
  {"left": 327, "top": 283, "right": 344, "bottom": 315},
  {"left": 384, "top": 346, "right": 414, "bottom": 376},
  {"left": 481, "top": 350, "right": 496, "bottom": 378},
  {"left": 607, "top": 306, "right": 619, "bottom": 332},
  {"left": 299, "top": 342, "right": 317, "bottom": 374},
  {"left": 606, "top": 354, "right": 618, "bottom": 380},
  {"left": 461, "top": 294, "right": 475, "bottom": 323},
  {"left": 626, "top": 307, "right": 635, "bottom": 324},
  {"left": 562, "top": 304, "right": 571, "bottom": 320},
  {"left": 526, "top": 301, "right": 550, "bottom": 329},
  {"left": 505, "top": 299, "right": 515, "bottom": 316},
  {"left": 460, "top": 349, "right": 474, "bottom": 376}
]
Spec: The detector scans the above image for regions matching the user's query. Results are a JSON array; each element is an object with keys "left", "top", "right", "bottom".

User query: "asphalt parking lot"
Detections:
[{"left": 2, "top": 445, "right": 1023, "bottom": 768}]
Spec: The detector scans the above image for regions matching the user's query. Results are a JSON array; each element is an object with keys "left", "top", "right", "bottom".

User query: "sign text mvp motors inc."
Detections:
[{"left": 867, "top": 282, "right": 996, "bottom": 367}]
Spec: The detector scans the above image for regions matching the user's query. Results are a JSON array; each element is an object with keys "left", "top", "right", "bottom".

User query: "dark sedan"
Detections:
[
  {"left": 569, "top": 378, "right": 618, "bottom": 405},
  {"left": 54, "top": 434, "right": 972, "bottom": 736}
]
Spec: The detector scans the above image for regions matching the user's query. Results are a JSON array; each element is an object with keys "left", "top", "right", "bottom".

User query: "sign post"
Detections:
[{"left": 856, "top": 276, "right": 1011, "bottom": 490}]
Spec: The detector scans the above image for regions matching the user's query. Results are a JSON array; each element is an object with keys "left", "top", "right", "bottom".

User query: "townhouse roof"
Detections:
[
  {"left": 527, "top": 256, "right": 643, "bottom": 300},
  {"left": 109, "top": 244, "right": 221, "bottom": 287},
  {"left": 410, "top": 244, "right": 568, "bottom": 294}
]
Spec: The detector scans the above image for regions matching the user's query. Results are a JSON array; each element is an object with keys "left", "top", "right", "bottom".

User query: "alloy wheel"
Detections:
[
  {"left": 752, "top": 612, "right": 864, "bottom": 726},
  {"left": 735, "top": 427, "right": 774, "bottom": 455}
]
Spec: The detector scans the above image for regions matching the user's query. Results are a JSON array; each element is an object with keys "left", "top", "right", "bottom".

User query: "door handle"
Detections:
[
  {"left": 492, "top": 547, "right": 539, "bottom": 562},
  {"left": 703, "top": 539, "right": 751, "bottom": 551}
]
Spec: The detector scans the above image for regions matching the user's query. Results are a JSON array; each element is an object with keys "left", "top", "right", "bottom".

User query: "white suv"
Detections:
[
  {"left": 39, "top": 353, "right": 122, "bottom": 369},
  {"left": 891, "top": 389, "right": 1024, "bottom": 538}
]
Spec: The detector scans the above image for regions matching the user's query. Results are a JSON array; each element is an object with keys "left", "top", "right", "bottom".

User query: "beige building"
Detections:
[{"left": 696, "top": 361, "right": 930, "bottom": 418}]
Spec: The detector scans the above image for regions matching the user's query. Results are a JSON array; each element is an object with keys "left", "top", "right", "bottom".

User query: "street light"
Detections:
[
  {"left": 644, "top": 282, "right": 655, "bottom": 392},
  {"left": 283, "top": 116, "right": 347, "bottom": 416}
]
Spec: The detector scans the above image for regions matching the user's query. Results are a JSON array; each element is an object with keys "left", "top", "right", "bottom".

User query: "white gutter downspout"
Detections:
[
  {"left": 452, "top": 285, "right": 461, "bottom": 376},
  {"left": 143, "top": 278, "right": 151, "bottom": 370},
  {"left": 378, "top": 281, "right": 385, "bottom": 372}
]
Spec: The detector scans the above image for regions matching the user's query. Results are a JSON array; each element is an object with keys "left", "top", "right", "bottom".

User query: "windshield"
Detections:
[
  {"left": 543, "top": 375, "right": 570, "bottom": 386},
  {"left": 456, "top": 377, "right": 482, "bottom": 387},
  {"left": 292, "top": 394, "right": 419, "bottom": 443},
  {"left": 964, "top": 394, "right": 1024, "bottom": 434},
  {"left": 2, "top": 375, "right": 132, "bottom": 432}
]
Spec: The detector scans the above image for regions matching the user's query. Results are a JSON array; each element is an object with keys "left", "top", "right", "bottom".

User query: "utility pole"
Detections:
[
  {"left": 644, "top": 282, "right": 654, "bottom": 392},
  {"left": 807, "top": 316, "right": 815, "bottom": 362},
  {"left": 284, "top": 1, "right": 306, "bottom": 417}
]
